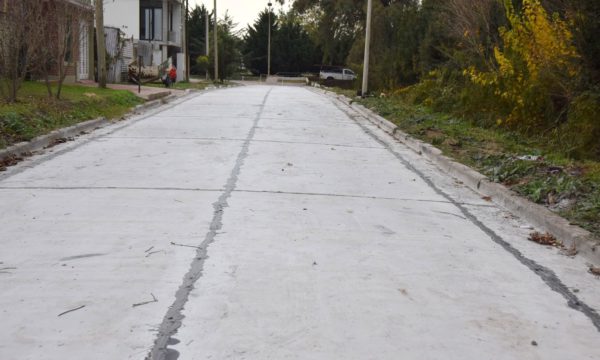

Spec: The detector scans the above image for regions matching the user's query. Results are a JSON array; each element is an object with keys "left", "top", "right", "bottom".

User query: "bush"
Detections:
[
  {"left": 465, "top": 0, "right": 581, "bottom": 131},
  {"left": 555, "top": 91, "right": 600, "bottom": 159},
  {"left": 194, "top": 55, "right": 210, "bottom": 75}
]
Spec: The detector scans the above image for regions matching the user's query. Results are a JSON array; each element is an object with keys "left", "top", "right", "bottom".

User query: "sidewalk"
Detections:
[{"left": 79, "top": 80, "right": 185, "bottom": 101}]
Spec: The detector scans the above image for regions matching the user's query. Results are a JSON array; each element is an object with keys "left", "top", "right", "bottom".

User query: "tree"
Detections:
[
  {"left": 465, "top": 0, "right": 581, "bottom": 128},
  {"left": 272, "top": 11, "right": 321, "bottom": 73},
  {"left": 242, "top": 9, "right": 277, "bottom": 75},
  {"left": 546, "top": 0, "right": 600, "bottom": 83},
  {"left": 0, "top": 0, "right": 43, "bottom": 102},
  {"left": 188, "top": 4, "right": 212, "bottom": 75},
  {"left": 95, "top": 0, "right": 106, "bottom": 88},
  {"left": 293, "top": 0, "right": 364, "bottom": 65},
  {"left": 243, "top": 8, "right": 321, "bottom": 75},
  {"left": 195, "top": 55, "right": 210, "bottom": 75},
  {"left": 35, "top": 1, "right": 92, "bottom": 99},
  {"left": 209, "top": 14, "right": 242, "bottom": 81},
  {"left": 0, "top": 0, "right": 92, "bottom": 101},
  {"left": 437, "top": 0, "right": 504, "bottom": 71}
]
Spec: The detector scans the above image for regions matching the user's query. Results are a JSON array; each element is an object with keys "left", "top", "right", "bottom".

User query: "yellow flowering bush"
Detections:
[{"left": 466, "top": 0, "right": 581, "bottom": 130}]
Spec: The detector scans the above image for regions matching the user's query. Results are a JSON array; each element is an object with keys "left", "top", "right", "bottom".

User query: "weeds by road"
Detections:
[
  {"left": 0, "top": 82, "right": 142, "bottom": 149},
  {"left": 338, "top": 90, "right": 600, "bottom": 238}
]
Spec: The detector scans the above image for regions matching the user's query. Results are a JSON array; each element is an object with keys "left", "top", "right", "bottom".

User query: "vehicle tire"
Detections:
[{"left": 327, "top": 77, "right": 334, "bottom": 80}]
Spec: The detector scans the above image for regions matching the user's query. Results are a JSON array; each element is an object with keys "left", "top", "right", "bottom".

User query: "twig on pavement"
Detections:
[
  {"left": 170, "top": 241, "right": 201, "bottom": 249},
  {"left": 145, "top": 250, "right": 164, "bottom": 258},
  {"left": 0, "top": 267, "right": 17, "bottom": 274},
  {"left": 58, "top": 305, "right": 85, "bottom": 317},
  {"left": 132, "top": 293, "right": 158, "bottom": 307}
]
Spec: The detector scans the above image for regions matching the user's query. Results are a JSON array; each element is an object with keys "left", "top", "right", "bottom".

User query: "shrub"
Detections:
[
  {"left": 555, "top": 90, "right": 600, "bottom": 159},
  {"left": 465, "top": 0, "right": 581, "bottom": 131}
]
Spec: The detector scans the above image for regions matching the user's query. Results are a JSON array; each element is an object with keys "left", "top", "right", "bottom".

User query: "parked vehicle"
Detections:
[{"left": 319, "top": 68, "right": 356, "bottom": 81}]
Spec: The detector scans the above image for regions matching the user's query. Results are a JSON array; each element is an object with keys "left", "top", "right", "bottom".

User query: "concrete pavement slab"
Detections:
[
  {"left": 0, "top": 189, "right": 217, "bottom": 359},
  {"left": 1, "top": 85, "right": 598, "bottom": 360},
  {"left": 0, "top": 137, "right": 241, "bottom": 190},
  {"left": 164, "top": 86, "right": 599, "bottom": 360},
  {"left": 0, "top": 87, "right": 272, "bottom": 359},
  {"left": 172, "top": 192, "right": 598, "bottom": 360}
]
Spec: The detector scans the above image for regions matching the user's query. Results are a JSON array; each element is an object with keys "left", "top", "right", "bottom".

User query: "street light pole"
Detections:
[
  {"left": 213, "top": 0, "right": 219, "bottom": 82},
  {"left": 267, "top": 2, "right": 272, "bottom": 78},
  {"left": 185, "top": 0, "right": 190, "bottom": 82},
  {"left": 361, "top": 0, "right": 373, "bottom": 97},
  {"left": 205, "top": 8, "right": 210, "bottom": 80}
]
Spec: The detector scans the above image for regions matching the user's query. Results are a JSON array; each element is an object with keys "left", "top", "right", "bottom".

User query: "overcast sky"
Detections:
[{"left": 191, "top": 0, "right": 291, "bottom": 32}]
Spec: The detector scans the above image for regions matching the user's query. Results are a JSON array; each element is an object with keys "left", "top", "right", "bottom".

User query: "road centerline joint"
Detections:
[{"left": 146, "top": 88, "right": 273, "bottom": 360}]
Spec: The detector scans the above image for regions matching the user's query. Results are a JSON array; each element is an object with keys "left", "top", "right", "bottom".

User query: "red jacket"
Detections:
[{"left": 169, "top": 68, "right": 177, "bottom": 80}]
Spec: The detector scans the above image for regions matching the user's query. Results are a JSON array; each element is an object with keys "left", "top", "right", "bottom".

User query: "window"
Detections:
[
  {"left": 140, "top": 7, "right": 162, "bottom": 41},
  {"left": 168, "top": 3, "right": 173, "bottom": 32},
  {"left": 154, "top": 8, "right": 162, "bottom": 40},
  {"left": 65, "top": 21, "right": 73, "bottom": 62}
]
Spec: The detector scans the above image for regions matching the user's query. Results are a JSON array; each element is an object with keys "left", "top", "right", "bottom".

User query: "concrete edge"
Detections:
[
  {"left": 0, "top": 117, "right": 109, "bottom": 161},
  {"left": 325, "top": 90, "right": 600, "bottom": 264},
  {"left": 0, "top": 89, "right": 199, "bottom": 164}
]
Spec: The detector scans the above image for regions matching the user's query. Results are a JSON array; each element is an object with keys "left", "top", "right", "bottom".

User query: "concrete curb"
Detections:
[
  {"left": 0, "top": 117, "right": 109, "bottom": 161},
  {"left": 0, "top": 89, "right": 197, "bottom": 164},
  {"left": 327, "top": 91, "right": 599, "bottom": 264}
]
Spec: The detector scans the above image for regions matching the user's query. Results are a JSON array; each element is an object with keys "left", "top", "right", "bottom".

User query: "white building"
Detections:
[{"left": 103, "top": 0, "right": 186, "bottom": 81}]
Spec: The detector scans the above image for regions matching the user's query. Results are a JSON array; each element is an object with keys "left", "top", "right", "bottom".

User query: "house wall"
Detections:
[
  {"left": 103, "top": 0, "right": 186, "bottom": 76},
  {"left": 104, "top": 0, "right": 139, "bottom": 39},
  {"left": 170, "top": 1, "right": 183, "bottom": 47},
  {"left": 46, "top": 1, "right": 94, "bottom": 83},
  {"left": 0, "top": 0, "right": 94, "bottom": 83}
]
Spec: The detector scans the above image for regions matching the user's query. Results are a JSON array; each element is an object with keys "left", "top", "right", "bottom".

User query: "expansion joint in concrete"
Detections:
[{"left": 146, "top": 89, "right": 273, "bottom": 360}]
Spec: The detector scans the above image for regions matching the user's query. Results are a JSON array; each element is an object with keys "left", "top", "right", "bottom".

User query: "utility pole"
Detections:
[
  {"left": 185, "top": 0, "right": 189, "bottom": 82},
  {"left": 213, "top": 0, "right": 218, "bottom": 82},
  {"left": 361, "top": 0, "right": 372, "bottom": 97},
  {"left": 267, "top": 2, "right": 272, "bottom": 78},
  {"left": 95, "top": 0, "right": 106, "bottom": 88},
  {"left": 205, "top": 8, "right": 210, "bottom": 80}
]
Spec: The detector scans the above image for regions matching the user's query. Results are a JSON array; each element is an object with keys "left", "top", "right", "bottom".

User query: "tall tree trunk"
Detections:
[
  {"left": 45, "top": 74, "right": 53, "bottom": 98},
  {"left": 10, "top": 76, "right": 17, "bottom": 103},
  {"left": 95, "top": 0, "right": 106, "bottom": 88}
]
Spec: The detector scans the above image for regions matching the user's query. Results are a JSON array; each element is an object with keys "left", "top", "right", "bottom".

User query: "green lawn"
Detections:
[
  {"left": 0, "top": 82, "right": 142, "bottom": 149},
  {"left": 336, "top": 89, "right": 600, "bottom": 238}
]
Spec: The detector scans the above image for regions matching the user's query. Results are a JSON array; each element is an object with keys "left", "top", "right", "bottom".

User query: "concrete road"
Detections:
[{"left": 1, "top": 86, "right": 599, "bottom": 360}]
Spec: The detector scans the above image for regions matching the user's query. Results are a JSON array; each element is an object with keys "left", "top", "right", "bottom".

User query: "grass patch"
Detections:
[
  {"left": 0, "top": 82, "right": 142, "bottom": 149},
  {"left": 338, "top": 90, "right": 600, "bottom": 237},
  {"left": 143, "top": 80, "right": 210, "bottom": 91}
]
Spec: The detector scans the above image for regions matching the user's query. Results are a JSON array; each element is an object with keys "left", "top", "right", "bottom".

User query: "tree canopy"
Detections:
[{"left": 242, "top": 9, "right": 321, "bottom": 75}]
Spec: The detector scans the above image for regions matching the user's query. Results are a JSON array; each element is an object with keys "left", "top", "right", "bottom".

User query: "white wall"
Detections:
[
  {"left": 103, "top": 0, "right": 140, "bottom": 39},
  {"left": 176, "top": 52, "right": 185, "bottom": 81},
  {"left": 172, "top": 2, "right": 182, "bottom": 46}
]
